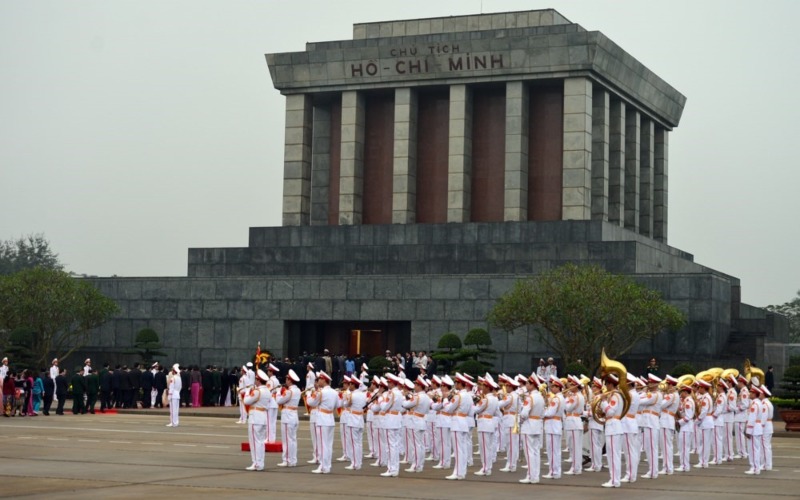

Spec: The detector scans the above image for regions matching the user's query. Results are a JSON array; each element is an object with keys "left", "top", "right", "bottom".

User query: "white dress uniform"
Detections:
[
  {"left": 659, "top": 390, "right": 680, "bottom": 474},
  {"left": 346, "top": 387, "right": 367, "bottom": 470},
  {"left": 402, "top": 388, "right": 431, "bottom": 472},
  {"left": 600, "top": 391, "right": 624, "bottom": 488},
  {"left": 307, "top": 388, "right": 320, "bottom": 464},
  {"left": 712, "top": 389, "right": 727, "bottom": 463},
  {"left": 431, "top": 391, "right": 452, "bottom": 468},
  {"left": 587, "top": 386, "right": 605, "bottom": 472},
  {"left": 519, "top": 388, "right": 545, "bottom": 483},
  {"left": 676, "top": 393, "right": 695, "bottom": 472},
  {"left": 266, "top": 373, "right": 280, "bottom": 442},
  {"left": 638, "top": 388, "right": 662, "bottom": 477},
  {"left": 696, "top": 391, "right": 714, "bottom": 467},
  {"left": 167, "top": 368, "right": 182, "bottom": 427},
  {"left": 735, "top": 385, "right": 750, "bottom": 458},
  {"left": 365, "top": 387, "right": 377, "bottom": 458},
  {"left": 444, "top": 387, "right": 472, "bottom": 480},
  {"left": 307, "top": 381, "right": 337, "bottom": 473},
  {"left": 237, "top": 372, "right": 248, "bottom": 423},
  {"left": 49, "top": 363, "right": 59, "bottom": 402},
  {"left": 543, "top": 390, "right": 564, "bottom": 479},
  {"left": 380, "top": 385, "right": 404, "bottom": 476},
  {"left": 474, "top": 392, "right": 499, "bottom": 475},
  {"left": 424, "top": 389, "right": 437, "bottom": 458},
  {"left": 243, "top": 385, "right": 270, "bottom": 470},
  {"left": 745, "top": 395, "right": 763, "bottom": 474},
  {"left": 369, "top": 389, "right": 386, "bottom": 467},
  {"left": 621, "top": 388, "right": 640, "bottom": 482},
  {"left": 761, "top": 396, "right": 773, "bottom": 471},
  {"left": 276, "top": 384, "right": 301, "bottom": 466},
  {"left": 337, "top": 389, "right": 351, "bottom": 462},
  {"left": 724, "top": 385, "right": 738, "bottom": 460},
  {"left": 563, "top": 390, "right": 585, "bottom": 474},
  {"left": 498, "top": 390, "right": 520, "bottom": 471}
]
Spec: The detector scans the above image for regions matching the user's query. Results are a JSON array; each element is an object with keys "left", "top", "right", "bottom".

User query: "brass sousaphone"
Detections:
[{"left": 591, "top": 348, "right": 632, "bottom": 424}]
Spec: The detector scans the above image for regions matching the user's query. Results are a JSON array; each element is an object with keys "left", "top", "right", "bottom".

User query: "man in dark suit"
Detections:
[
  {"left": 201, "top": 366, "right": 212, "bottom": 406},
  {"left": 180, "top": 366, "right": 191, "bottom": 407},
  {"left": 99, "top": 364, "right": 112, "bottom": 412},
  {"left": 86, "top": 368, "right": 100, "bottom": 413},
  {"left": 140, "top": 365, "right": 154, "bottom": 408},
  {"left": 111, "top": 365, "right": 122, "bottom": 408},
  {"left": 153, "top": 365, "right": 167, "bottom": 408},
  {"left": 119, "top": 365, "right": 132, "bottom": 408},
  {"left": 211, "top": 366, "right": 222, "bottom": 407},
  {"left": 129, "top": 363, "right": 141, "bottom": 408},
  {"left": 55, "top": 368, "right": 68, "bottom": 415},
  {"left": 42, "top": 370, "right": 55, "bottom": 416},
  {"left": 71, "top": 367, "right": 87, "bottom": 414}
]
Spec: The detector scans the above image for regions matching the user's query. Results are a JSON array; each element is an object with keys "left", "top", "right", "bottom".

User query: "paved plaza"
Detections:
[{"left": 1, "top": 408, "right": 798, "bottom": 499}]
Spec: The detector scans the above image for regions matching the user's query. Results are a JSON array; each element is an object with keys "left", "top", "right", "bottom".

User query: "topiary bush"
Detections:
[
  {"left": 779, "top": 365, "right": 800, "bottom": 401},
  {"left": 368, "top": 355, "right": 393, "bottom": 376},
  {"left": 437, "top": 332, "right": 463, "bottom": 351},
  {"left": 669, "top": 363, "right": 696, "bottom": 377},
  {"left": 453, "top": 359, "right": 488, "bottom": 378},
  {"left": 564, "top": 362, "right": 589, "bottom": 376}
]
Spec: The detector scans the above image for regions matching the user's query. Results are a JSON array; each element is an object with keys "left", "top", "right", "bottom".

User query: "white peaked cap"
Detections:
[{"left": 288, "top": 369, "right": 300, "bottom": 383}]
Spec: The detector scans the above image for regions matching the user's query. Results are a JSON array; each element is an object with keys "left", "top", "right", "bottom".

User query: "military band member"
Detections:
[
  {"left": 380, "top": 373, "right": 405, "bottom": 477},
  {"left": 345, "top": 374, "right": 368, "bottom": 471},
  {"left": 474, "top": 375, "right": 500, "bottom": 476},
  {"left": 402, "top": 376, "right": 431, "bottom": 473},
  {"left": 744, "top": 384, "right": 764, "bottom": 475},
  {"left": 305, "top": 362, "right": 319, "bottom": 464},
  {"left": 265, "top": 363, "right": 280, "bottom": 442},
  {"left": 307, "top": 370, "right": 336, "bottom": 474},
  {"left": 543, "top": 375, "right": 565, "bottom": 479},
  {"left": 724, "top": 374, "right": 738, "bottom": 461},
  {"left": 621, "top": 373, "right": 641, "bottom": 483},
  {"left": 365, "top": 376, "right": 379, "bottom": 459},
  {"left": 336, "top": 375, "right": 353, "bottom": 463},
  {"left": 711, "top": 378, "right": 729, "bottom": 464},
  {"left": 400, "top": 378, "right": 414, "bottom": 466},
  {"left": 276, "top": 368, "right": 302, "bottom": 467},
  {"left": 734, "top": 375, "right": 750, "bottom": 459},
  {"left": 639, "top": 373, "right": 662, "bottom": 478},
  {"left": 369, "top": 377, "right": 388, "bottom": 468},
  {"left": 675, "top": 384, "right": 695, "bottom": 472},
  {"left": 244, "top": 369, "right": 270, "bottom": 471},
  {"left": 599, "top": 374, "right": 624, "bottom": 488},
  {"left": 587, "top": 377, "right": 605, "bottom": 472},
  {"left": 563, "top": 375, "right": 586, "bottom": 475},
  {"left": 424, "top": 375, "right": 442, "bottom": 463},
  {"left": 497, "top": 375, "right": 521, "bottom": 473},
  {"left": 694, "top": 379, "right": 714, "bottom": 468},
  {"left": 519, "top": 374, "right": 545, "bottom": 484},
  {"left": 659, "top": 375, "right": 680, "bottom": 475},
  {"left": 759, "top": 386, "right": 773, "bottom": 471},
  {"left": 431, "top": 375, "right": 453, "bottom": 470},
  {"left": 359, "top": 363, "right": 370, "bottom": 386},
  {"left": 444, "top": 374, "right": 473, "bottom": 480}
]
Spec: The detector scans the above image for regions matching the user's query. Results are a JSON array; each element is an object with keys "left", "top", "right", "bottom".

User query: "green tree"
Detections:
[
  {"left": 4, "top": 326, "right": 38, "bottom": 369},
  {"left": 487, "top": 263, "right": 686, "bottom": 371},
  {"left": 458, "top": 327, "right": 495, "bottom": 371},
  {"left": 127, "top": 328, "right": 167, "bottom": 364},
  {"left": 432, "top": 332, "right": 463, "bottom": 373},
  {"left": 780, "top": 366, "right": 800, "bottom": 401},
  {"left": 0, "top": 268, "right": 119, "bottom": 366},
  {"left": 765, "top": 290, "right": 800, "bottom": 343},
  {"left": 0, "top": 234, "right": 63, "bottom": 275}
]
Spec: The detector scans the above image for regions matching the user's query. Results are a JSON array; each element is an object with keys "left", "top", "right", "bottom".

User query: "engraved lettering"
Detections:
[
  {"left": 365, "top": 61, "right": 378, "bottom": 76},
  {"left": 351, "top": 63, "right": 363, "bottom": 77},
  {"left": 491, "top": 54, "right": 504, "bottom": 68}
]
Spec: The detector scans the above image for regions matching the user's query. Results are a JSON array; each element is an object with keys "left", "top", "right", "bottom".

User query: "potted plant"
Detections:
[{"left": 776, "top": 365, "right": 800, "bottom": 431}]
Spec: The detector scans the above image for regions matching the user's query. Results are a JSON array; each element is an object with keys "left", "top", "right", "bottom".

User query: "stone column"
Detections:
[
  {"left": 447, "top": 84, "right": 472, "bottom": 223},
  {"left": 282, "top": 94, "right": 313, "bottom": 226},
  {"left": 310, "top": 104, "right": 331, "bottom": 226},
  {"left": 339, "top": 91, "right": 365, "bottom": 225},
  {"left": 654, "top": 126, "right": 669, "bottom": 243},
  {"left": 624, "top": 107, "right": 640, "bottom": 232},
  {"left": 392, "top": 88, "right": 418, "bottom": 224},
  {"left": 504, "top": 81, "right": 529, "bottom": 221},
  {"left": 639, "top": 117, "right": 655, "bottom": 238},
  {"left": 591, "top": 86, "right": 610, "bottom": 221},
  {"left": 608, "top": 100, "right": 626, "bottom": 226},
  {"left": 562, "top": 77, "right": 592, "bottom": 220}
]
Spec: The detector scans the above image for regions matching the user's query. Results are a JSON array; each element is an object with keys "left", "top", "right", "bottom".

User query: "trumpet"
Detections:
[{"left": 365, "top": 388, "right": 384, "bottom": 407}]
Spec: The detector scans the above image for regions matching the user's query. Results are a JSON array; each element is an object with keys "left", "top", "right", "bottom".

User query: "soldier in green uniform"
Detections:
[
  {"left": 86, "top": 368, "right": 100, "bottom": 414},
  {"left": 71, "top": 366, "right": 87, "bottom": 414}
]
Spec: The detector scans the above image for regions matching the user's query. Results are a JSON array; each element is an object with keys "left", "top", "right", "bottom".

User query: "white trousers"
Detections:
[
  {"left": 309, "top": 420, "right": 318, "bottom": 461},
  {"left": 589, "top": 429, "right": 604, "bottom": 471},
  {"left": 498, "top": 424, "right": 508, "bottom": 452},
  {"left": 565, "top": 428, "right": 583, "bottom": 473},
  {"left": 452, "top": 430, "right": 469, "bottom": 479},
  {"left": 378, "top": 428, "right": 388, "bottom": 466},
  {"left": 478, "top": 430, "right": 496, "bottom": 473},
  {"left": 661, "top": 428, "right": 675, "bottom": 473},
  {"left": 169, "top": 397, "right": 180, "bottom": 426},
  {"left": 266, "top": 408, "right": 278, "bottom": 442},
  {"left": 605, "top": 434, "right": 622, "bottom": 487},
  {"left": 348, "top": 425, "right": 363, "bottom": 469},
  {"left": 281, "top": 422, "right": 298, "bottom": 466},
  {"left": 366, "top": 421, "right": 375, "bottom": 455},
  {"left": 642, "top": 427, "right": 659, "bottom": 477},
  {"left": 545, "top": 432, "right": 562, "bottom": 477},
  {"left": 678, "top": 431, "right": 693, "bottom": 470},
  {"left": 248, "top": 422, "right": 266, "bottom": 468},
  {"left": 316, "top": 424, "right": 334, "bottom": 472},
  {"left": 505, "top": 428, "right": 519, "bottom": 469},
  {"left": 425, "top": 421, "right": 434, "bottom": 454},
  {"left": 714, "top": 425, "right": 725, "bottom": 462},
  {"left": 747, "top": 434, "right": 763, "bottom": 472},
  {"left": 239, "top": 399, "right": 247, "bottom": 422},
  {"left": 698, "top": 427, "right": 712, "bottom": 466},
  {"left": 725, "top": 421, "right": 735, "bottom": 459},
  {"left": 340, "top": 422, "right": 350, "bottom": 459},
  {"left": 761, "top": 433, "right": 772, "bottom": 470},
  {"left": 435, "top": 425, "right": 451, "bottom": 467},
  {"left": 623, "top": 431, "right": 640, "bottom": 480},
  {"left": 386, "top": 428, "right": 401, "bottom": 474},
  {"left": 522, "top": 434, "right": 542, "bottom": 481},
  {"left": 735, "top": 421, "right": 748, "bottom": 457},
  {"left": 409, "top": 428, "right": 425, "bottom": 471}
]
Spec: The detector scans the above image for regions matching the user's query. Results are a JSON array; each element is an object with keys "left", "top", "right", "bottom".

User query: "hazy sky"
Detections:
[{"left": 1, "top": 0, "right": 798, "bottom": 308}]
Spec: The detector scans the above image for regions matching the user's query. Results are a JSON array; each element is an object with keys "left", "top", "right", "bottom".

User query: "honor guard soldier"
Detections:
[
  {"left": 621, "top": 373, "right": 641, "bottom": 483},
  {"left": 236, "top": 366, "right": 249, "bottom": 424},
  {"left": 243, "top": 369, "right": 270, "bottom": 471},
  {"left": 344, "top": 375, "right": 367, "bottom": 471},
  {"left": 497, "top": 374, "right": 521, "bottom": 473},
  {"left": 659, "top": 375, "right": 680, "bottom": 475},
  {"left": 694, "top": 379, "right": 714, "bottom": 468},
  {"left": 402, "top": 376, "right": 431, "bottom": 473},
  {"left": 265, "top": 363, "right": 280, "bottom": 442},
  {"left": 474, "top": 375, "right": 500, "bottom": 476},
  {"left": 759, "top": 386, "right": 773, "bottom": 471},
  {"left": 305, "top": 362, "right": 319, "bottom": 464},
  {"left": 639, "top": 373, "right": 663, "bottom": 478},
  {"left": 431, "top": 375, "right": 454, "bottom": 470},
  {"left": 587, "top": 377, "right": 605, "bottom": 472},
  {"left": 734, "top": 375, "right": 750, "bottom": 459},
  {"left": 724, "top": 374, "right": 738, "bottom": 461},
  {"left": 599, "top": 374, "right": 624, "bottom": 488},
  {"left": 744, "top": 384, "right": 764, "bottom": 475},
  {"left": 519, "top": 374, "right": 545, "bottom": 484},
  {"left": 712, "top": 378, "right": 730, "bottom": 464},
  {"left": 276, "top": 368, "right": 302, "bottom": 467},
  {"left": 166, "top": 364, "right": 182, "bottom": 427},
  {"left": 543, "top": 375, "right": 565, "bottom": 480},
  {"left": 380, "top": 373, "right": 405, "bottom": 477},
  {"left": 563, "top": 375, "right": 586, "bottom": 475},
  {"left": 675, "top": 383, "right": 695, "bottom": 472},
  {"left": 337, "top": 375, "right": 353, "bottom": 464},
  {"left": 365, "top": 375, "right": 380, "bottom": 460},
  {"left": 444, "top": 374, "right": 473, "bottom": 480},
  {"left": 306, "top": 370, "right": 336, "bottom": 474}
]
